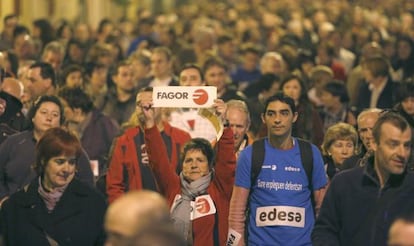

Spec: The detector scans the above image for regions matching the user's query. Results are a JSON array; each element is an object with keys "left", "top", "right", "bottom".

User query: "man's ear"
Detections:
[
  {"left": 261, "top": 113, "right": 265, "bottom": 123},
  {"left": 292, "top": 112, "right": 298, "bottom": 123}
]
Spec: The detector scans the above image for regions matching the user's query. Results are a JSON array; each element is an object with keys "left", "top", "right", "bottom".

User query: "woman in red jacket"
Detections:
[{"left": 141, "top": 99, "right": 236, "bottom": 246}]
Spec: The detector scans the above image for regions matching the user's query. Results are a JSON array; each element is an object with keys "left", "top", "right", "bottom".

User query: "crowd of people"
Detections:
[{"left": 0, "top": 0, "right": 413, "bottom": 245}]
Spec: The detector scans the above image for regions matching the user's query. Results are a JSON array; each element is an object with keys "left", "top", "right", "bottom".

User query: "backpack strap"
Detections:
[
  {"left": 251, "top": 138, "right": 266, "bottom": 187},
  {"left": 297, "top": 138, "right": 313, "bottom": 189},
  {"left": 297, "top": 138, "right": 316, "bottom": 214}
]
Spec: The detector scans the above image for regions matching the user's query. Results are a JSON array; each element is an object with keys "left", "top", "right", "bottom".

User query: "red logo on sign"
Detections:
[
  {"left": 193, "top": 89, "right": 208, "bottom": 105},
  {"left": 196, "top": 198, "right": 211, "bottom": 214}
]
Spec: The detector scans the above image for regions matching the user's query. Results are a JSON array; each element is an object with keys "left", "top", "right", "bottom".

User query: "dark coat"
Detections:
[
  {"left": 355, "top": 78, "right": 395, "bottom": 113},
  {"left": 96, "top": 88, "right": 137, "bottom": 126},
  {"left": 0, "top": 91, "right": 26, "bottom": 132},
  {"left": 0, "top": 178, "right": 107, "bottom": 246},
  {"left": 78, "top": 110, "right": 119, "bottom": 173}
]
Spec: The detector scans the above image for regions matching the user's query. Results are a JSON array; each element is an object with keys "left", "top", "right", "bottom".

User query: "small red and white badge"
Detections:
[
  {"left": 153, "top": 86, "right": 217, "bottom": 108},
  {"left": 190, "top": 194, "right": 217, "bottom": 220}
]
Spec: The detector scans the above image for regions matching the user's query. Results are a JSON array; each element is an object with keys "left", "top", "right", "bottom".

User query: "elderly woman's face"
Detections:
[
  {"left": 32, "top": 102, "right": 61, "bottom": 132},
  {"left": 328, "top": 139, "right": 355, "bottom": 166},
  {"left": 43, "top": 155, "right": 76, "bottom": 190},
  {"left": 182, "top": 149, "right": 209, "bottom": 182}
]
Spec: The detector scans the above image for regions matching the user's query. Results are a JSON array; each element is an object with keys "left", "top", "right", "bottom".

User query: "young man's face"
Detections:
[
  {"left": 243, "top": 52, "right": 259, "bottom": 71},
  {"left": 372, "top": 122, "right": 412, "bottom": 176},
  {"left": 204, "top": 65, "right": 226, "bottom": 92},
  {"left": 113, "top": 65, "right": 135, "bottom": 93},
  {"left": 150, "top": 52, "right": 171, "bottom": 79},
  {"left": 179, "top": 68, "right": 203, "bottom": 86},
  {"left": 261, "top": 100, "right": 297, "bottom": 138},
  {"left": 27, "top": 67, "right": 52, "bottom": 98}
]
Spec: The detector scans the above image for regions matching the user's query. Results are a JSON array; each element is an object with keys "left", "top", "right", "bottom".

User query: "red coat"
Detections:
[
  {"left": 106, "top": 122, "right": 190, "bottom": 203},
  {"left": 145, "top": 126, "right": 236, "bottom": 246}
]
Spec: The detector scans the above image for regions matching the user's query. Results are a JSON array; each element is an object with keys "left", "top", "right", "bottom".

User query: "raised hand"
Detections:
[
  {"left": 137, "top": 91, "right": 155, "bottom": 128},
  {"left": 212, "top": 99, "right": 227, "bottom": 122}
]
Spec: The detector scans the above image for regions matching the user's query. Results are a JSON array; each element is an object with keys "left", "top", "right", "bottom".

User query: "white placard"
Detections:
[{"left": 153, "top": 86, "right": 217, "bottom": 108}]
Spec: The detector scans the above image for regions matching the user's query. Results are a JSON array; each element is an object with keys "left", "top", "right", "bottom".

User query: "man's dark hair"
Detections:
[
  {"left": 257, "top": 73, "right": 281, "bottom": 92},
  {"left": 12, "top": 25, "right": 29, "bottom": 39},
  {"left": 244, "top": 73, "right": 280, "bottom": 98},
  {"left": 263, "top": 92, "right": 297, "bottom": 114},
  {"left": 3, "top": 14, "right": 17, "bottom": 25},
  {"left": 202, "top": 56, "right": 228, "bottom": 74},
  {"left": 395, "top": 81, "right": 414, "bottom": 103},
  {"left": 111, "top": 60, "right": 131, "bottom": 77},
  {"left": 29, "top": 62, "right": 56, "bottom": 87},
  {"left": 241, "top": 43, "right": 262, "bottom": 56},
  {"left": 372, "top": 111, "right": 410, "bottom": 144},
  {"left": 179, "top": 63, "right": 204, "bottom": 81},
  {"left": 58, "top": 86, "right": 94, "bottom": 113},
  {"left": 32, "top": 18, "right": 55, "bottom": 47},
  {"left": 322, "top": 80, "right": 350, "bottom": 103},
  {"left": 217, "top": 34, "right": 233, "bottom": 45},
  {"left": 84, "top": 62, "right": 106, "bottom": 77}
]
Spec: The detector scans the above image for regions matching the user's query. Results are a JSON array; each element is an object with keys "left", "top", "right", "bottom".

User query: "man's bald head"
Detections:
[
  {"left": 1, "top": 78, "right": 23, "bottom": 100},
  {"left": 105, "top": 190, "right": 170, "bottom": 246}
]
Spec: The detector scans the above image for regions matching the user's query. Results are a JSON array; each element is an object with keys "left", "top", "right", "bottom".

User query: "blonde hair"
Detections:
[{"left": 321, "top": 123, "right": 359, "bottom": 156}]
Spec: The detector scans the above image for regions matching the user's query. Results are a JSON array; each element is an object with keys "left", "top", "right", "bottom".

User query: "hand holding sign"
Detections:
[
  {"left": 153, "top": 86, "right": 217, "bottom": 108},
  {"left": 136, "top": 90, "right": 155, "bottom": 128},
  {"left": 212, "top": 99, "right": 226, "bottom": 122}
]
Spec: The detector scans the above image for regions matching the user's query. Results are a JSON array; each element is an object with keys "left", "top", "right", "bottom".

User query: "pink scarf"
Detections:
[{"left": 38, "top": 177, "right": 69, "bottom": 213}]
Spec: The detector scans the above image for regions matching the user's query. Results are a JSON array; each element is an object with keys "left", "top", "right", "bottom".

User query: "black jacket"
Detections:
[
  {"left": 312, "top": 158, "right": 414, "bottom": 246},
  {"left": 355, "top": 78, "right": 395, "bottom": 114},
  {"left": 0, "top": 178, "right": 107, "bottom": 246}
]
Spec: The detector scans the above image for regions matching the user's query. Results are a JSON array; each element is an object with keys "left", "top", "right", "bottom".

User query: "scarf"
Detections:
[
  {"left": 38, "top": 177, "right": 69, "bottom": 213},
  {"left": 171, "top": 172, "right": 212, "bottom": 243}
]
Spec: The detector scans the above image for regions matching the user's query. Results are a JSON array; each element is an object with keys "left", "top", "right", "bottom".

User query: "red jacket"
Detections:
[
  {"left": 106, "top": 122, "right": 190, "bottom": 203},
  {"left": 145, "top": 126, "right": 236, "bottom": 246}
]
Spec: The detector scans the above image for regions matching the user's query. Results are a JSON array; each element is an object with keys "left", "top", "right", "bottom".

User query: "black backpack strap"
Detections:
[
  {"left": 297, "top": 138, "right": 316, "bottom": 214},
  {"left": 251, "top": 138, "right": 266, "bottom": 187},
  {"left": 297, "top": 138, "right": 313, "bottom": 188}
]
